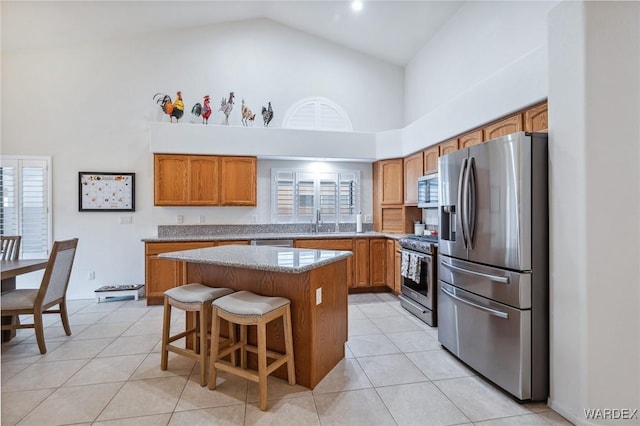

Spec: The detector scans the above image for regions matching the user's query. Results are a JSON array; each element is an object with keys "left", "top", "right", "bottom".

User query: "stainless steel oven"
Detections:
[{"left": 398, "top": 237, "right": 437, "bottom": 326}]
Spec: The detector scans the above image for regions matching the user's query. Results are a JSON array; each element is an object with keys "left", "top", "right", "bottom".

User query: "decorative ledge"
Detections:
[{"left": 149, "top": 122, "right": 378, "bottom": 161}]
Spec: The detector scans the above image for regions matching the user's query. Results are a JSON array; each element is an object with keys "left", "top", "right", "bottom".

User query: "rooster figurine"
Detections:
[
  {"left": 241, "top": 99, "right": 255, "bottom": 126},
  {"left": 153, "top": 91, "right": 184, "bottom": 123},
  {"left": 262, "top": 101, "right": 274, "bottom": 127},
  {"left": 219, "top": 91, "right": 235, "bottom": 125},
  {"left": 191, "top": 95, "right": 212, "bottom": 124}
]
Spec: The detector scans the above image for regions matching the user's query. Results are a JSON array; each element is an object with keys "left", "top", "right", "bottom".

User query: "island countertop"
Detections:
[{"left": 159, "top": 245, "right": 352, "bottom": 274}]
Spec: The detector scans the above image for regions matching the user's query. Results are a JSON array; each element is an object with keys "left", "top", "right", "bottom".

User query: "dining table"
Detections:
[{"left": 1, "top": 258, "right": 48, "bottom": 342}]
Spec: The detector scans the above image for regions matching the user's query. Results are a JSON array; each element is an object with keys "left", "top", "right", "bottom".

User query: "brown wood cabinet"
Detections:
[
  {"left": 219, "top": 156, "right": 257, "bottom": 206},
  {"left": 145, "top": 240, "right": 250, "bottom": 304},
  {"left": 374, "top": 159, "right": 404, "bottom": 205},
  {"left": 394, "top": 241, "right": 402, "bottom": 293},
  {"left": 404, "top": 152, "right": 423, "bottom": 205},
  {"left": 369, "top": 238, "right": 387, "bottom": 286},
  {"left": 423, "top": 146, "right": 439, "bottom": 175},
  {"left": 459, "top": 129, "right": 483, "bottom": 149},
  {"left": 524, "top": 102, "right": 548, "bottom": 132},
  {"left": 216, "top": 240, "right": 250, "bottom": 246},
  {"left": 354, "top": 239, "right": 370, "bottom": 287},
  {"left": 145, "top": 241, "right": 217, "bottom": 304},
  {"left": 154, "top": 154, "right": 256, "bottom": 206},
  {"left": 483, "top": 113, "right": 523, "bottom": 141},
  {"left": 385, "top": 239, "right": 395, "bottom": 291},
  {"left": 439, "top": 138, "right": 459, "bottom": 156},
  {"left": 294, "top": 239, "right": 354, "bottom": 288},
  {"left": 154, "top": 155, "right": 189, "bottom": 205}
]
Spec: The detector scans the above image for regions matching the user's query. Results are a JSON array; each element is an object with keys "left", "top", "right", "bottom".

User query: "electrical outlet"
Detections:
[
  {"left": 88, "top": 271, "right": 95, "bottom": 280},
  {"left": 119, "top": 215, "right": 132, "bottom": 225},
  {"left": 365, "top": 214, "right": 372, "bottom": 222},
  {"left": 252, "top": 215, "right": 257, "bottom": 224},
  {"left": 177, "top": 215, "right": 184, "bottom": 224},
  {"left": 199, "top": 215, "right": 205, "bottom": 224},
  {"left": 316, "top": 287, "right": 322, "bottom": 305}
]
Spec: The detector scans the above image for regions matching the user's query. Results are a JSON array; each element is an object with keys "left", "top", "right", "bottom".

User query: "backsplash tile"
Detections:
[{"left": 157, "top": 223, "right": 373, "bottom": 237}]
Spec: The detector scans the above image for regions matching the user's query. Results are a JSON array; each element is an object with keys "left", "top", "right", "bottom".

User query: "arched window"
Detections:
[{"left": 282, "top": 97, "right": 353, "bottom": 131}]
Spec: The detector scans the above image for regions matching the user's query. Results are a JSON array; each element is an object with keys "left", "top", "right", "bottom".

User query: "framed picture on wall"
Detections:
[{"left": 79, "top": 172, "right": 135, "bottom": 212}]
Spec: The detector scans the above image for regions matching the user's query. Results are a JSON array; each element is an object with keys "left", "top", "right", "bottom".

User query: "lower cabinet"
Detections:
[
  {"left": 294, "top": 239, "right": 354, "bottom": 288},
  {"left": 295, "top": 237, "right": 387, "bottom": 289},
  {"left": 369, "top": 239, "right": 387, "bottom": 287},
  {"left": 385, "top": 239, "right": 402, "bottom": 294},
  {"left": 144, "top": 240, "right": 248, "bottom": 305}
]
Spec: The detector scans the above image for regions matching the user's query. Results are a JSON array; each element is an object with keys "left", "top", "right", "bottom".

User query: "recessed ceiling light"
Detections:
[{"left": 351, "top": 1, "right": 363, "bottom": 12}]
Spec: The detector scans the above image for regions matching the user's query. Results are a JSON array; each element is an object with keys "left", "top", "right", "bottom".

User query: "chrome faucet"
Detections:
[{"left": 313, "top": 208, "right": 322, "bottom": 233}]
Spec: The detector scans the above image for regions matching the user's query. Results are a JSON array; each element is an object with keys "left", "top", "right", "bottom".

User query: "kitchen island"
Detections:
[{"left": 159, "top": 244, "right": 352, "bottom": 389}]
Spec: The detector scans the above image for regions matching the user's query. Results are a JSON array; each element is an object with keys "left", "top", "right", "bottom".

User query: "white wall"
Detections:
[
  {"left": 401, "top": 1, "right": 557, "bottom": 154},
  {"left": 548, "top": 2, "right": 640, "bottom": 424},
  {"left": 1, "top": 18, "right": 399, "bottom": 299}
]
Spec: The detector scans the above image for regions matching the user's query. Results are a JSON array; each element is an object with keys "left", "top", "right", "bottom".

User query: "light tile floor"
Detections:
[{"left": 1, "top": 292, "right": 574, "bottom": 426}]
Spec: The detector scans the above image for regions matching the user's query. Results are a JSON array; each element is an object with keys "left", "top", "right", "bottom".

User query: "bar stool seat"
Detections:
[
  {"left": 209, "top": 290, "right": 296, "bottom": 411},
  {"left": 161, "top": 284, "right": 234, "bottom": 386}
]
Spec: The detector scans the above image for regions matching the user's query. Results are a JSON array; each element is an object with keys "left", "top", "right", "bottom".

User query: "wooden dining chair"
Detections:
[
  {"left": 0, "top": 236, "right": 21, "bottom": 260},
  {"left": 0, "top": 238, "right": 78, "bottom": 353}
]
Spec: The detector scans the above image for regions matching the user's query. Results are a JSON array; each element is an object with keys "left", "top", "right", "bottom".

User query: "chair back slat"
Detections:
[
  {"left": 1, "top": 236, "right": 21, "bottom": 260},
  {"left": 37, "top": 239, "right": 78, "bottom": 307}
]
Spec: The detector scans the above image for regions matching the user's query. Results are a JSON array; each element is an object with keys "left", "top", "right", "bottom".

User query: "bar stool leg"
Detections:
[
  {"left": 161, "top": 297, "right": 171, "bottom": 371},
  {"left": 208, "top": 307, "right": 221, "bottom": 391},
  {"left": 257, "top": 318, "right": 268, "bottom": 411},
  {"left": 283, "top": 305, "right": 296, "bottom": 385},
  {"left": 240, "top": 324, "right": 248, "bottom": 369},
  {"left": 198, "top": 303, "right": 208, "bottom": 386},
  {"left": 228, "top": 321, "right": 237, "bottom": 366}
]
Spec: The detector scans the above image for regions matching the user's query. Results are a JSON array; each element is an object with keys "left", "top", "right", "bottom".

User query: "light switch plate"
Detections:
[{"left": 316, "top": 287, "right": 322, "bottom": 305}]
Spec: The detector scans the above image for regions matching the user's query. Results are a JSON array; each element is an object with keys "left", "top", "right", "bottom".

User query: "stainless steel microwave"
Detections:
[{"left": 417, "top": 173, "right": 438, "bottom": 208}]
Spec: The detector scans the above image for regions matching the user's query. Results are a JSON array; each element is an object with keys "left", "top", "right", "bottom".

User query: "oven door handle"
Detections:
[
  {"left": 440, "top": 260, "right": 509, "bottom": 284},
  {"left": 441, "top": 286, "right": 509, "bottom": 319},
  {"left": 398, "top": 294, "right": 427, "bottom": 314},
  {"left": 399, "top": 249, "right": 430, "bottom": 261}
]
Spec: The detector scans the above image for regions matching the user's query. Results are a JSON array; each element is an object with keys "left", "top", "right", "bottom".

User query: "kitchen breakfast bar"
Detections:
[{"left": 159, "top": 244, "right": 352, "bottom": 389}]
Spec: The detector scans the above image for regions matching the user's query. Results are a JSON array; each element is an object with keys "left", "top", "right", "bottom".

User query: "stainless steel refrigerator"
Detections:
[{"left": 438, "top": 131, "right": 548, "bottom": 401}]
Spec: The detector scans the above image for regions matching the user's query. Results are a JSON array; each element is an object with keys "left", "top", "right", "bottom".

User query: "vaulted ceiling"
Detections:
[{"left": 1, "top": 1, "right": 465, "bottom": 66}]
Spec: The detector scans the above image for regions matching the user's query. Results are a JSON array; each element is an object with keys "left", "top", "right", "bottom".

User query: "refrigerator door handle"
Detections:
[
  {"left": 440, "top": 259, "right": 510, "bottom": 284},
  {"left": 468, "top": 157, "right": 477, "bottom": 249},
  {"left": 458, "top": 158, "right": 469, "bottom": 248},
  {"left": 441, "top": 286, "right": 509, "bottom": 319}
]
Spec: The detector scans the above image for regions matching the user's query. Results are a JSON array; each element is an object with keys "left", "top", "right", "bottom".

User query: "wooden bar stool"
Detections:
[
  {"left": 208, "top": 290, "right": 296, "bottom": 410},
  {"left": 161, "top": 284, "right": 234, "bottom": 386}
]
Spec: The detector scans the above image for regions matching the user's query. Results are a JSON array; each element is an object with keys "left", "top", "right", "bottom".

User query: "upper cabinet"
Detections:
[
  {"left": 483, "top": 113, "right": 523, "bottom": 141},
  {"left": 219, "top": 156, "right": 257, "bottom": 206},
  {"left": 458, "top": 129, "right": 483, "bottom": 149},
  {"left": 439, "top": 138, "right": 459, "bottom": 157},
  {"left": 524, "top": 102, "right": 548, "bottom": 132},
  {"left": 154, "top": 154, "right": 256, "bottom": 206},
  {"left": 403, "top": 152, "right": 423, "bottom": 205},
  {"left": 375, "top": 159, "right": 404, "bottom": 205},
  {"left": 423, "top": 146, "right": 439, "bottom": 175}
]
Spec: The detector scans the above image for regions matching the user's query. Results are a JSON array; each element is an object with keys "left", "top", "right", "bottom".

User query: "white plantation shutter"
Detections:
[
  {"left": 272, "top": 169, "right": 360, "bottom": 223},
  {"left": 282, "top": 97, "right": 353, "bottom": 131},
  {"left": 0, "top": 157, "right": 51, "bottom": 258}
]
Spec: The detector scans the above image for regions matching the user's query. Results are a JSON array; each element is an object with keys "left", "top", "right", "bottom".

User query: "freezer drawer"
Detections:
[
  {"left": 439, "top": 256, "right": 531, "bottom": 309},
  {"left": 438, "top": 282, "right": 534, "bottom": 400}
]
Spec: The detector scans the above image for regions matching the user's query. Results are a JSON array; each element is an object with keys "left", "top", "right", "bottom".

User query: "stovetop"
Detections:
[
  {"left": 407, "top": 234, "right": 438, "bottom": 244},
  {"left": 398, "top": 234, "right": 438, "bottom": 254}
]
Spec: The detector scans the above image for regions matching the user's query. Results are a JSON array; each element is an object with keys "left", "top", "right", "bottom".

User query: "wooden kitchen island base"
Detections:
[{"left": 184, "top": 257, "right": 348, "bottom": 389}]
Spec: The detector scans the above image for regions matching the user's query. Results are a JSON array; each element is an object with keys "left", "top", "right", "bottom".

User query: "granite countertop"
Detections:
[
  {"left": 143, "top": 231, "right": 407, "bottom": 243},
  {"left": 159, "top": 245, "right": 353, "bottom": 273}
]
